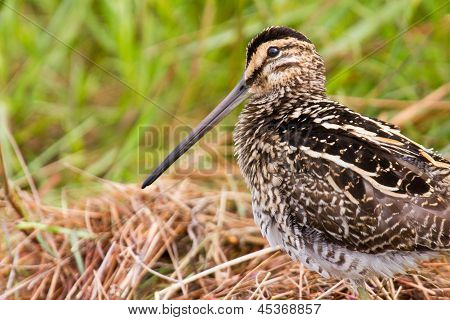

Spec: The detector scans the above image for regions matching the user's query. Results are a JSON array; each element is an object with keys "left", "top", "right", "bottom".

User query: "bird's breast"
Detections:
[{"left": 234, "top": 114, "right": 296, "bottom": 219}]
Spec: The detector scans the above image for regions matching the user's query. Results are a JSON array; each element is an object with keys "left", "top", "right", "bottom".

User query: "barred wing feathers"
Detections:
[{"left": 279, "top": 101, "right": 450, "bottom": 254}]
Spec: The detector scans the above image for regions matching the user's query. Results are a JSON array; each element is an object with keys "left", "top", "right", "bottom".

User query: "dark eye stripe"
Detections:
[
  {"left": 246, "top": 65, "right": 264, "bottom": 86},
  {"left": 247, "top": 50, "right": 301, "bottom": 85},
  {"left": 272, "top": 61, "right": 299, "bottom": 73},
  {"left": 246, "top": 42, "right": 302, "bottom": 86}
]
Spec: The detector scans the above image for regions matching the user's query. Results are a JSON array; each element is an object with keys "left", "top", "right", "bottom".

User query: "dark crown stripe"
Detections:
[{"left": 246, "top": 26, "right": 311, "bottom": 66}]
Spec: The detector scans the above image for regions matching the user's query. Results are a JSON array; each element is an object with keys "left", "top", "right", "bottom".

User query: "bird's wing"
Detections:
[{"left": 278, "top": 102, "right": 450, "bottom": 253}]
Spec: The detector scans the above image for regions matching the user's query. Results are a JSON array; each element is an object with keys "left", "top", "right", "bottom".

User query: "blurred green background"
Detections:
[{"left": 0, "top": 0, "right": 449, "bottom": 204}]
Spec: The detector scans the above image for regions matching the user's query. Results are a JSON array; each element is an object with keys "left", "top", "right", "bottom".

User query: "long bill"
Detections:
[{"left": 141, "top": 77, "right": 248, "bottom": 189}]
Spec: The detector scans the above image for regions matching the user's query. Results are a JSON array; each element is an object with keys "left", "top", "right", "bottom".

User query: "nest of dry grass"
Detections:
[{"left": 0, "top": 179, "right": 449, "bottom": 300}]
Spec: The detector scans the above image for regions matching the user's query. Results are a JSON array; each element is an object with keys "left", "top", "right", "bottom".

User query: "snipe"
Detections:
[{"left": 142, "top": 26, "right": 450, "bottom": 298}]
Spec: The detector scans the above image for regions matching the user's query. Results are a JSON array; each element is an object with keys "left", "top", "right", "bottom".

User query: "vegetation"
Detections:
[{"left": 0, "top": 0, "right": 448, "bottom": 299}]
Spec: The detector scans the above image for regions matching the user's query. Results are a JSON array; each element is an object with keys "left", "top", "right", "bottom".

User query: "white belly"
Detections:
[{"left": 252, "top": 200, "right": 436, "bottom": 281}]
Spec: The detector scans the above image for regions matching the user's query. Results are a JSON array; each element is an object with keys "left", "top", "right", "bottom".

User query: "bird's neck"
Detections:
[
  {"left": 246, "top": 88, "right": 327, "bottom": 118},
  {"left": 234, "top": 90, "right": 329, "bottom": 188}
]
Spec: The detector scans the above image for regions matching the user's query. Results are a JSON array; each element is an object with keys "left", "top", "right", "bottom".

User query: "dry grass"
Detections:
[{"left": 1, "top": 178, "right": 449, "bottom": 300}]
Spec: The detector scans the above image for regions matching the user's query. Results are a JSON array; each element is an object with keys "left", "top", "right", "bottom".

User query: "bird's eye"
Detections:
[{"left": 267, "top": 46, "right": 280, "bottom": 57}]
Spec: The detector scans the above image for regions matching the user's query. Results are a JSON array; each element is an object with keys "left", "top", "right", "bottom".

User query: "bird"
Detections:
[{"left": 142, "top": 26, "right": 450, "bottom": 299}]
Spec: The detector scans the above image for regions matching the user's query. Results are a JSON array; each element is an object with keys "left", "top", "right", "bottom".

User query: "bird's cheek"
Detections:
[
  {"left": 247, "top": 84, "right": 262, "bottom": 95},
  {"left": 267, "top": 72, "right": 283, "bottom": 84}
]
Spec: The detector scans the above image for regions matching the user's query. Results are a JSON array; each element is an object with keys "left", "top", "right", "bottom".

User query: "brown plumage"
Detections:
[{"left": 142, "top": 26, "right": 450, "bottom": 293}]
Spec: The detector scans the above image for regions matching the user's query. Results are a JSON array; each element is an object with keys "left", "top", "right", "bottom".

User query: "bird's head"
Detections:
[
  {"left": 142, "top": 26, "right": 323, "bottom": 188},
  {"left": 244, "top": 26, "right": 325, "bottom": 97}
]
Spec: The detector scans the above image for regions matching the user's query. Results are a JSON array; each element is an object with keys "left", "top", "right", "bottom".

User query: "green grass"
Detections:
[{"left": 0, "top": 0, "right": 449, "bottom": 204}]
